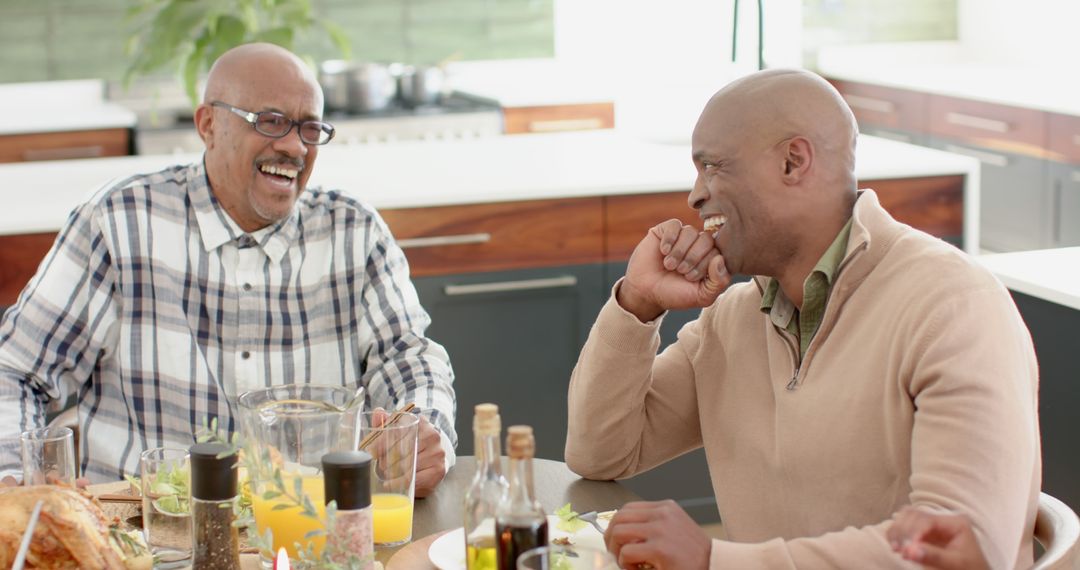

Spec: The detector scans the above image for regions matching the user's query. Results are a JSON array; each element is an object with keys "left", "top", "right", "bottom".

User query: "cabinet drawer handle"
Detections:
[
  {"left": 944, "top": 112, "right": 1010, "bottom": 134},
  {"left": 527, "top": 118, "right": 605, "bottom": 132},
  {"left": 843, "top": 94, "right": 896, "bottom": 114},
  {"left": 22, "top": 145, "right": 105, "bottom": 161},
  {"left": 444, "top": 275, "right": 578, "bottom": 296},
  {"left": 1071, "top": 171, "right": 1080, "bottom": 184},
  {"left": 944, "top": 144, "right": 1009, "bottom": 168},
  {"left": 398, "top": 233, "right": 491, "bottom": 249}
]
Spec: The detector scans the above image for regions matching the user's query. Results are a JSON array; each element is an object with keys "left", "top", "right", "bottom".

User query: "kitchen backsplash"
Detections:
[{"left": 0, "top": 0, "right": 554, "bottom": 83}]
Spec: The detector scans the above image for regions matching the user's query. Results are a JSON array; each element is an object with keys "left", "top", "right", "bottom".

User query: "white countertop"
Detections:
[
  {"left": 0, "top": 80, "right": 137, "bottom": 135},
  {"left": 816, "top": 42, "right": 1080, "bottom": 117},
  {"left": 0, "top": 129, "right": 979, "bottom": 248},
  {"left": 978, "top": 248, "right": 1080, "bottom": 311}
]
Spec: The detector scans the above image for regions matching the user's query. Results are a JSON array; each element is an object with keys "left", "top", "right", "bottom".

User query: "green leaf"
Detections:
[
  {"left": 321, "top": 21, "right": 352, "bottom": 61},
  {"left": 555, "top": 503, "right": 587, "bottom": 534},
  {"left": 261, "top": 490, "right": 282, "bottom": 500},
  {"left": 271, "top": 503, "right": 293, "bottom": 511},
  {"left": 253, "top": 26, "right": 294, "bottom": 48},
  {"left": 181, "top": 47, "right": 205, "bottom": 107}
]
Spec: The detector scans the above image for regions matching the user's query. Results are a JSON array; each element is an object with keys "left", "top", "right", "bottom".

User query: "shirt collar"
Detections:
[
  {"left": 189, "top": 158, "right": 301, "bottom": 263},
  {"left": 759, "top": 217, "right": 854, "bottom": 315}
]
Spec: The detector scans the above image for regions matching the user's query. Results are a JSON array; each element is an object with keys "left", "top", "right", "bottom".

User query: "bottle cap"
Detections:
[
  {"left": 189, "top": 442, "right": 239, "bottom": 501},
  {"left": 506, "top": 425, "right": 535, "bottom": 459},
  {"left": 322, "top": 451, "right": 372, "bottom": 510},
  {"left": 474, "top": 403, "right": 501, "bottom": 436}
]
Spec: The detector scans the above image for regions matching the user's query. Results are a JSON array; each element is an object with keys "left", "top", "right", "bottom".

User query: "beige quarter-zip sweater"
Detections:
[{"left": 566, "top": 190, "right": 1040, "bottom": 569}]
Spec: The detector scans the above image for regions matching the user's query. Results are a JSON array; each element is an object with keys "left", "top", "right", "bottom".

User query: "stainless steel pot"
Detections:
[
  {"left": 318, "top": 60, "right": 351, "bottom": 112},
  {"left": 398, "top": 65, "right": 446, "bottom": 107},
  {"left": 346, "top": 63, "right": 398, "bottom": 113}
]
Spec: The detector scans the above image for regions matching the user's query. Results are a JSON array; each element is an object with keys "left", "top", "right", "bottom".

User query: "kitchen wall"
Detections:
[
  {"left": 802, "top": 0, "right": 957, "bottom": 65},
  {"left": 0, "top": 0, "right": 554, "bottom": 84},
  {"left": 958, "top": 0, "right": 1079, "bottom": 68}
]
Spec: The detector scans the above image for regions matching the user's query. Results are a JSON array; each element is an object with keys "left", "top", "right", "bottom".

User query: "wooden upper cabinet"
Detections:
[
  {"left": 0, "top": 128, "right": 131, "bottom": 163},
  {"left": 927, "top": 94, "right": 1046, "bottom": 157},
  {"left": 830, "top": 80, "right": 928, "bottom": 132},
  {"left": 380, "top": 197, "right": 605, "bottom": 276},
  {"left": 1047, "top": 112, "right": 1080, "bottom": 164},
  {"left": 502, "top": 102, "right": 615, "bottom": 135}
]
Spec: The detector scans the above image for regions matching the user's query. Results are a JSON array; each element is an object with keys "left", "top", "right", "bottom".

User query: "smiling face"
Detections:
[
  {"left": 686, "top": 70, "right": 859, "bottom": 279},
  {"left": 196, "top": 44, "right": 325, "bottom": 232},
  {"left": 688, "top": 99, "right": 799, "bottom": 276}
]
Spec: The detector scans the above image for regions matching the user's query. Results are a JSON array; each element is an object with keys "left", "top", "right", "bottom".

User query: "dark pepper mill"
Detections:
[{"left": 190, "top": 442, "right": 242, "bottom": 570}]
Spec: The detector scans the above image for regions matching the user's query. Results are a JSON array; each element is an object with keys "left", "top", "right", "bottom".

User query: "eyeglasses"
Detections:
[{"left": 210, "top": 101, "right": 336, "bottom": 145}]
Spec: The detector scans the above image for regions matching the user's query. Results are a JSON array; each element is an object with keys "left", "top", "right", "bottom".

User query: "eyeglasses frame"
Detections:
[{"left": 209, "top": 100, "right": 336, "bottom": 145}]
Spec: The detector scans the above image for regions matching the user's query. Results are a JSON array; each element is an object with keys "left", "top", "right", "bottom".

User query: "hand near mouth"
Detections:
[{"left": 617, "top": 219, "right": 732, "bottom": 323}]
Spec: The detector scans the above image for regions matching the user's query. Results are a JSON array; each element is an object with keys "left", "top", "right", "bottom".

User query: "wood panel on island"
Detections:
[
  {"left": 0, "top": 128, "right": 131, "bottom": 163},
  {"left": 604, "top": 176, "right": 965, "bottom": 260},
  {"left": 502, "top": 103, "right": 615, "bottom": 135},
  {"left": 0, "top": 176, "right": 965, "bottom": 308}
]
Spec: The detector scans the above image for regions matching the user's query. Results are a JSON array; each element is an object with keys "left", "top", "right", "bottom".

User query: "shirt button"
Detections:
[
  {"left": 241, "top": 351, "right": 251, "bottom": 359},
  {"left": 243, "top": 283, "right": 252, "bottom": 291}
]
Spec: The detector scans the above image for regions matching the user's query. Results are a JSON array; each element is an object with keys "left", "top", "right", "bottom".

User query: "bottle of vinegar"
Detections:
[
  {"left": 495, "top": 425, "right": 547, "bottom": 570},
  {"left": 463, "top": 404, "right": 508, "bottom": 570}
]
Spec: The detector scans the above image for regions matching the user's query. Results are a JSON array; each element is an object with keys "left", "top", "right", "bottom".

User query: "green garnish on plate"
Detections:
[{"left": 555, "top": 503, "right": 588, "bottom": 533}]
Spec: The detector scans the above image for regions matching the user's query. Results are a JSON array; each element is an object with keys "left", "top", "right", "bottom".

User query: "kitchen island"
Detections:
[
  {"left": 979, "top": 248, "right": 1080, "bottom": 512},
  {"left": 0, "top": 129, "right": 979, "bottom": 525}
]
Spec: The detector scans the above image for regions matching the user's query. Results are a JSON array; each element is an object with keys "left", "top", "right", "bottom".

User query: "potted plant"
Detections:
[{"left": 123, "top": 0, "right": 351, "bottom": 106}]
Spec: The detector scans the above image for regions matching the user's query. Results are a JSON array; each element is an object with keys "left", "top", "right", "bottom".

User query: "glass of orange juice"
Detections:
[
  {"left": 352, "top": 410, "right": 420, "bottom": 547},
  {"left": 237, "top": 384, "right": 362, "bottom": 565}
]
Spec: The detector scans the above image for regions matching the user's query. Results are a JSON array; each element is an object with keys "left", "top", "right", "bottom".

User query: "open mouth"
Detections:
[
  {"left": 703, "top": 214, "right": 727, "bottom": 233},
  {"left": 257, "top": 163, "right": 300, "bottom": 187}
]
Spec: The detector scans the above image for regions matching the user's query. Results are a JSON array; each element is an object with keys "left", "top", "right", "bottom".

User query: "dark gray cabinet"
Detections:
[
  {"left": 1011, "top": 291, "right": 1080, "bottom": 512},
  {"left": 927, "top": 138, "right": 1051, "bottom": 252},
  {"left": 1050, "top": 162, "right": 1080, "bottom": 247},
  {"left": 414, "top": 263, "right": 605, "bottom": 462}
]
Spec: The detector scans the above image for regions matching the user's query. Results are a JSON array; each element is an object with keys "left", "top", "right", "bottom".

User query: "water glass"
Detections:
[
  {"left": 140, "top": 447, "right": 191, "bottom": 568},
  {"left": 517, "top": 545, "right": 620, "bottom": 570},
  {"left": 20, "top": 426, "right": 77, "bottom": 486},
  {"left": 353, "top": 410, "right": 419, "bottom": 547}
]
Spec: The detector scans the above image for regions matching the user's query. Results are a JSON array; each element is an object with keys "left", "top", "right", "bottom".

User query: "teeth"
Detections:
[
  {"left": 703, "top": 215, "right": 727, "bottom": 232},
  {"left": 259, "top": 164, "right": 298, "bottom": 179}
]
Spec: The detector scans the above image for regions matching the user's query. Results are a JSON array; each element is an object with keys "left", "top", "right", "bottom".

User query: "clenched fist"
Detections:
[{"left": 617, "top": 219, "right": 732, "bottom": 322}]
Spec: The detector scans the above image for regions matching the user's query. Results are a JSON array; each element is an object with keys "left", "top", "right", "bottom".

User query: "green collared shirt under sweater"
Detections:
[{"left": 759, "top": 218, "right": 853, "bottom": 359}]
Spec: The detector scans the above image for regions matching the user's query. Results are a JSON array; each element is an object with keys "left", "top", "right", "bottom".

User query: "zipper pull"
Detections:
[{"left": 786, "top": 368, "right": 800, "bottom": 391}]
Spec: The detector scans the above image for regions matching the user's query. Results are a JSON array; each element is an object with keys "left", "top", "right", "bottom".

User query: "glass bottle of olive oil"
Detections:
[{"left": 463, "top": 404, "right": 508, "bottom": 570}]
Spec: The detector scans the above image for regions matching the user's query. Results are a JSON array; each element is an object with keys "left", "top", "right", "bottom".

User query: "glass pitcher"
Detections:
[{"left": 236, "top": 384, "right": 363, "bottom": 563}]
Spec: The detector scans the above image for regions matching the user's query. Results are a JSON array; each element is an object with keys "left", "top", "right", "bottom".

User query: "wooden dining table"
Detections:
[
  {"left": 381, "top": 455, "right": 640, "bottom": 569},
  {"left": 91, "top": 455, "right": 638, "bottom": 570}
]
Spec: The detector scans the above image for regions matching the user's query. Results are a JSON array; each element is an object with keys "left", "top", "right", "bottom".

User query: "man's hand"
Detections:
[
  {"left": 604, "top": 500, "right": 711, "bottom": 570},
  {"left": 618, "top": 220, "right": 731, "bottom": 322},
  {"left": 413, "top": 414, "right": 446, "bottom": 498},
  {"left": 887, "top": 506, "right": 989, "bottom": 570},
  {"left": 371, "top": 407, "right": 446, "bottom": 498}
]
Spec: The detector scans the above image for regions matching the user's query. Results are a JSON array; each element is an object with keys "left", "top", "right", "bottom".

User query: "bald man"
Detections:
[
  {"left": 0, "top": 43, "right": 457, "bottom": 495},
  {"left": 566, "top": 69, "right": 1040, "bottom": 569}
]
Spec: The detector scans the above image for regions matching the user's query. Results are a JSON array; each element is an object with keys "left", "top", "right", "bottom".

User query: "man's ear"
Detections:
[
  {"left": 194, "top": 103, "right": 214, "bottom": 147},
  {"left": 781, "top": 136, "right": 813, "bottom": 184}
]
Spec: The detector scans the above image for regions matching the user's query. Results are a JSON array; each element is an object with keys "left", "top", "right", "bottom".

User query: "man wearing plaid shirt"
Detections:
[{"left": 0, "top": 43, "right": 456, "bottom": 494}]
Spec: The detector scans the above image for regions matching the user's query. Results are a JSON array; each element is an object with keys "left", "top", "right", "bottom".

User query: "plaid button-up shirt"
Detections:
[{"left": 0, "top": 161, "right": 456, "bottom": 481}]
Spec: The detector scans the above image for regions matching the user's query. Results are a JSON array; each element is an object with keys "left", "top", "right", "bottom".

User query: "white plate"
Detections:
[{"left": 428, "top": 515, "right": 607, "bottom": 570}]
